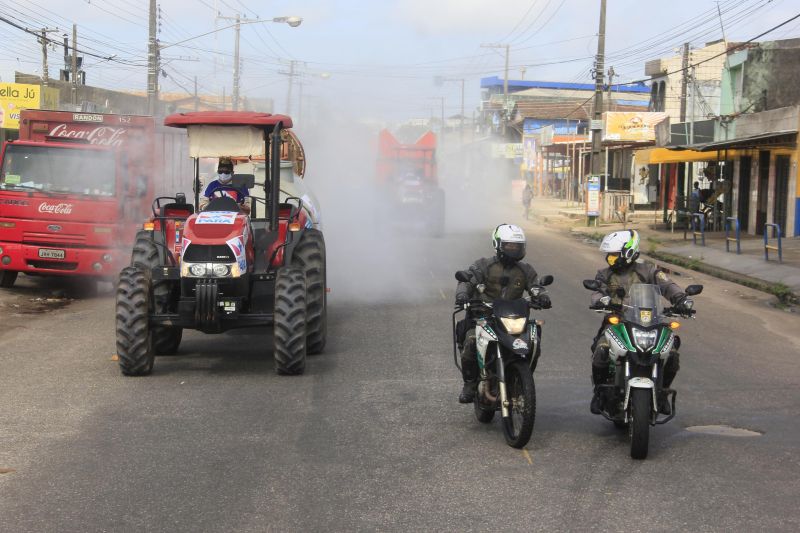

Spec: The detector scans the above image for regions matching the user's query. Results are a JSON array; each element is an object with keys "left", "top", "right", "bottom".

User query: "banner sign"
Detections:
[
  {"left": 603, "top": 112, "right": 667, "bottom": 142},
  {"left": 586, "top": 175, "right": 601, "bottom": 217},
  {"left": 0, "top": 83, "right": 41, "bottom": 130}
]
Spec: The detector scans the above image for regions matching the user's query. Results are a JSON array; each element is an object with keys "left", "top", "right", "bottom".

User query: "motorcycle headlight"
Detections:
[
  {"left": 500, "top": 317, "right": 526, "bottom": 335},
  {"left": 631, "top": 327, "right": 658, "bottom": 352}
]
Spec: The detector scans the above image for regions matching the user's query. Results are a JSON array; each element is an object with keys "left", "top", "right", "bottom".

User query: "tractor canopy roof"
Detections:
[{"left": 164, "top": 111, "right": 294, "bottom": 159}]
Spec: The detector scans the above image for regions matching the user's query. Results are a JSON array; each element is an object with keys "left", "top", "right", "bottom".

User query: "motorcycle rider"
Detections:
[
  {"left": 201, "top": 156, "right": 251, "bottom": 215},
  {"left": 589, "top": 229, "right": 694, "bottom": 415},
  {"left": 454, "top": 224, "right": 552, "bottom": 403}
]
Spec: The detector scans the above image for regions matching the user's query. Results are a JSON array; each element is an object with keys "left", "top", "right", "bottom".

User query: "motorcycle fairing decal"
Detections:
[
  {"left": 606, "top": 324, "right": 634, "bottom": 353},
  {"left": 654, "top": 328, "right": 672, "bottom": 354},
  {"left": 512, "top": 338, "right": 528, "bottom": 350}
]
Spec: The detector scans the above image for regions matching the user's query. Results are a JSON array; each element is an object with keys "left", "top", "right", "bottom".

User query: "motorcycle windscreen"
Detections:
[{"left": 623, "top": 284, "right": 663, "bottom": 327}]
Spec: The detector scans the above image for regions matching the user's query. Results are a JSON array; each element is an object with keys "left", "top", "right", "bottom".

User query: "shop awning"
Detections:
[
  {"left": 635, "top": 147, "right": 731, "bottom": 165},
  {"left": 695, "top": 130, "right": 796, "bottom": 151}
]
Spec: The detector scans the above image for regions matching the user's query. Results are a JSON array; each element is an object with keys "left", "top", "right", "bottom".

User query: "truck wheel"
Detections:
[
  {"left": 115, "top": 267, "right": 155, "bottom": 376},
  {"left": 131, "top": 231, "right": 182, "bottom": 355},
  {"left": 0, "top": 270, "right": 18, "bottom": 288},
  {"left": 292, "top": 229, "right": 327, "bottom": 355},
  {"left": 273, "top": 267, "right": 307, "bottom": 375}
]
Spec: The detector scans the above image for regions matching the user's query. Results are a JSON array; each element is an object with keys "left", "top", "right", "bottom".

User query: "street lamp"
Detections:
[{"left": 148, "top": 14, "right": 303, "bottom": 113}]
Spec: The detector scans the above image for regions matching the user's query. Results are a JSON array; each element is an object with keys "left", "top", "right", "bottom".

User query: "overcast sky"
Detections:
[{"left": 1, "top": 0, "right": 798, "bottom": 124}]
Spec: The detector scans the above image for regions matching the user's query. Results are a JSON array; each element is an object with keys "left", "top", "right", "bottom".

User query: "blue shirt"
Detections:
[{"left": 204, "top": 180, "right": 249, "bottom": 204}]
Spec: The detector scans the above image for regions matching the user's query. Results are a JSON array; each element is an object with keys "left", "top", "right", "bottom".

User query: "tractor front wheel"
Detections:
[
  {"left": 115, "top": 267, "right": 155, "bottom": 376},
  {"left": 131, "top": 231, "right": 182, "bottom": 355},
  {"left": 273, "top": 267, "right": 307, "bottom": 375}
]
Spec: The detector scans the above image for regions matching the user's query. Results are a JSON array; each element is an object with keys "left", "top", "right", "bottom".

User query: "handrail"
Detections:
[
  {"left": 725, "top": 217, "right": 741, "bottom": 254},
  {"left": 764, "top": 223, "right": 782, "bottom": 263},
  {"left": 690, "top": 212, "right": 705, "bottom": 246}
]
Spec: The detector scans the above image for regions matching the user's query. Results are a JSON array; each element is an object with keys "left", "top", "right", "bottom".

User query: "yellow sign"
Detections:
[
  {"left": 603, "top": 112, "right": 667, "bottom": 143},
  {"left": 0, "top": 83, "right": 42, "bottom": 130}
]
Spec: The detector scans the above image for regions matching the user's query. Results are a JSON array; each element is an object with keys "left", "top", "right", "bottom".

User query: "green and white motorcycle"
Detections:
[{"left": 582, "top": 281, "right": 703, "bottom": 460}]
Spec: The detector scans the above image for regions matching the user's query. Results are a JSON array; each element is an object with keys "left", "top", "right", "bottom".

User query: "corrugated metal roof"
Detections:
[{"left": 480, "top": 76, "right": 650, "bottom": 94}]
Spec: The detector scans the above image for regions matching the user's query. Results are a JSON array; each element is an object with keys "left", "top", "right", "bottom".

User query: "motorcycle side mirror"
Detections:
[
  {"left": 455, "top": 270, "right": 471, "bottom": 283},
  {"left": 685, "top": 284, "right": 704, "bottom": 296},
  {"left": 530, "top": 287, "right": 542, "bottom": 297},
  {"left": 477, "top": 284, "right": 486, "bottom": 294},
  {"left": 583, "top": 279, "right": 601, "bottom": 291},
  {"left": 540, "top": 275, "right": 554, "bottom": 286}
]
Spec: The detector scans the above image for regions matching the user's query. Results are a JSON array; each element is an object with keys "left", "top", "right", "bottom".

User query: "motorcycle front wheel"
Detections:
[
  {"left": 502, "top": 360, "right": 536, "bottom": 448},
  {"left": 629, "top": 388, "right": 651, "bottom": 460}
]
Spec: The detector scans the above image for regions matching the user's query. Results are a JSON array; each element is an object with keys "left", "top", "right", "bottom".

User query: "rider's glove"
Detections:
[
  {"left": 598, "top": 295, "right": 611, "bottom": 307},
  {"left": 455, "top": 293, "right": 469, "bottom": 307},
  {"left": 536, "top": 294, "right": 552, "bottom": 309}
]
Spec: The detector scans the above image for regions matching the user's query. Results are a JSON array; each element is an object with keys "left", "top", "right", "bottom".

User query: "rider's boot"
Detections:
[
  {"left": 459, "top": 333, "right": 479, "bottom": 404},
  {"left": 656, "top": 391, "right": 672, "bottom": 415},
  {"left": 590, "top": 365, "right": 607, "bottom": 415},
  {"left": 658, "top": 352, "right": 680, "bottom": 415}
]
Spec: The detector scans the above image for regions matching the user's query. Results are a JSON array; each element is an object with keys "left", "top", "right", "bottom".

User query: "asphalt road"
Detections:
[{"left": 1, "top": 210, "right": 799, "bottom": 532}]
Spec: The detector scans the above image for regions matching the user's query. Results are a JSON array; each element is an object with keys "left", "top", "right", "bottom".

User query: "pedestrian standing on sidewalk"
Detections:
[
  {"left": 689, "top": 181, "right": 701, "bottom": 214},
  {"left": 522, "top": 182, "right": 533, "bottom": 220}
]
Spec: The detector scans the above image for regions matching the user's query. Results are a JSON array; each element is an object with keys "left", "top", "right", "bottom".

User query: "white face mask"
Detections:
[{"left": 218, "top": 172, "right": 232, "bottom": 183}]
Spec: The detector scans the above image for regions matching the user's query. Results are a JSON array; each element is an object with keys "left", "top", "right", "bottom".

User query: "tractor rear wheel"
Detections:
[
  {"left": 131, "top": 231, "right": 182, "bottom": 355},
  {"left": 115, "top": 267, "right": 154, "bottom": 376},
  {"left": 292, "top": 229, "right": 327, "bottom": 354},
  {"left": 273, "top": 266, "right": 307, "bottom": 375}
]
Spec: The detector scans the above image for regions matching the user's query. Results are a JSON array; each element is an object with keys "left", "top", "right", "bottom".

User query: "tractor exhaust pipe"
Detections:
[{"left": 269, "top": 122, "right": 283, "bottom": 232}]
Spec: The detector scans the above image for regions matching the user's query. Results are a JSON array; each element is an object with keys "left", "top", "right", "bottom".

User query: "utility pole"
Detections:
[
  {"left": 71, "top": 24, "right": 78, "bottom": 107},
  {"left": 286, "top": 60, "right": 295, "bottom": 114},
  {"left": 590, "top": 0, "right": 607, "bottom": 176},
  {"left": 38, "top": 28, "right": 58, "bottom": 87},
  {"left": 232, "top": 14, "right": 240, "bottom": 110},
  {"left": 606, "top": 66, "right": 616, "bottom": 112},
  {"left": 679, "top": 42, "right": 689, "bottom": 122},
  {"left": 194, "top": 75, "right": 198, "bottom": 111},
  {"left": 481, "top": 43, "right": 510, "bottom": 136},
  {"left": 147, "top": 0, "right": 158, "bottom": 115}
]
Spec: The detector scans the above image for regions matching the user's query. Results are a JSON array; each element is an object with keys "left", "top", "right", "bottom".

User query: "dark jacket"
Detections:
[
  {"left": 591, "top": 261, "right": 685, "bottom": 307},
  {"left": 456, "top": 257, "right": 540, "bottom": 302}
]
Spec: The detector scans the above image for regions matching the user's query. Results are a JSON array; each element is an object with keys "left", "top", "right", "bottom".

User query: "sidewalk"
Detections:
[{"left": 529, "top": 197, "right": 800, "bottom": 302}]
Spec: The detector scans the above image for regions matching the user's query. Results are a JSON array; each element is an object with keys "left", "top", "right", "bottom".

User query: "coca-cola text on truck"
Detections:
[{"left": 0, "top": 110, "right": 190, "bottom": 289}]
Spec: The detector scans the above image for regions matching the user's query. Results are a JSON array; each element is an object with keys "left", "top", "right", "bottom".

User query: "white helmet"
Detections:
[
  {"left": 492, "top": 223, "right": 526, "bottom": 263},
  {"left": 599, "top": 229, "right": 640, "bottom": 269}
]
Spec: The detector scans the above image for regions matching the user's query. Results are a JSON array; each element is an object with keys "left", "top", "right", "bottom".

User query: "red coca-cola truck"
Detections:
[{"left": 0, "top": 109, "right": 189, "bottom": 288}]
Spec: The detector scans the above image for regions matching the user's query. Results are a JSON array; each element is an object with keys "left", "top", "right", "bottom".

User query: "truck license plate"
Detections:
[{"left": 38, "top": 248, "right": 66, "bottom": 259}]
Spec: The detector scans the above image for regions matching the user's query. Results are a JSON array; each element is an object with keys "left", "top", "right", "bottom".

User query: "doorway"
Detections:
[
  {"left": 738, "top": 156, "right": 751, "bottom": 230},
  {"left": 774, "top": 155, "right": 790, "bottom": 235},
  {"left": 755, "top": 151, "right": 770, "bottom": 235}
]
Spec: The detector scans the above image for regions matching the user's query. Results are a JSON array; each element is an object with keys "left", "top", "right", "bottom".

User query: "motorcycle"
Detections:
[
  {"left": 453, "top": 270, "right": 553, "bottom": 448},
  {"left": 582, "top": 280, "right": 703, "bottom": 459}
]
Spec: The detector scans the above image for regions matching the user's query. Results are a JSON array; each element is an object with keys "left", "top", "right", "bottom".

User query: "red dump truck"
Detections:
[
  {"left": 0, "top": 110, "right": 189, "bottom": 288},
  {"left": 376, "top": 129, "right": 445, "bottom": 236}
]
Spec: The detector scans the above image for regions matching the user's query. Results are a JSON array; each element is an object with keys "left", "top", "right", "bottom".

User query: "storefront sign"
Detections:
[
  {"left": 491, "top": 143, "right": 523, "bottom": 159},
  {"left": 0, "top": 83, "right": 41, "bottom": 130},
  {"left": 522, "top": 135, "right": 536, "bottom": 170},
  {"left": 586, "top": 175, "right": 601, "bottom": 217},
  {"left": 603, "top": 112, "right": 667, "bottom": 142}
]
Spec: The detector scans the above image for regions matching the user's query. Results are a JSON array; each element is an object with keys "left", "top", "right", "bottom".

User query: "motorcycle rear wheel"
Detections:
[
  {"left": 629, "top": 388, "right": 651, "bottom": 460},
  {"left": 501, "top": 360, "right": 536, "bottom": 448}
]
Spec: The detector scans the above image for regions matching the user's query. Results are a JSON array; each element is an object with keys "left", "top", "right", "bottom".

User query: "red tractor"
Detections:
[{"left": 115, "top": 111, "right": 326, "bottom": 376}]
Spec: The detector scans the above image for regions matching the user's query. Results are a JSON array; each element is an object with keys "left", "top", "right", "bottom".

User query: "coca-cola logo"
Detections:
[
  {"left": 38, "top": 202, "right": 74, "bottom": 215},
  {"left": 48, "top": 124, "right": 127, "bottom": 147}
]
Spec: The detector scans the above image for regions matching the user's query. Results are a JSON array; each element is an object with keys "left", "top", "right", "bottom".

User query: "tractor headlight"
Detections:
[
  {"left": 181, "top": 262, "right": 242, "bottom": 278},
  {"left": 500, "top": 317, "right": 526, "bottom": 335},
  {"left": 631, "top": 327, "right": 658, "bottom": 352}
]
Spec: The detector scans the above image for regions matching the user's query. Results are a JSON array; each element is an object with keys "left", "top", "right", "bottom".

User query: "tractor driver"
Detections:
[{"left": 201, "top": 156, "right": 251, "bottom": 215}]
